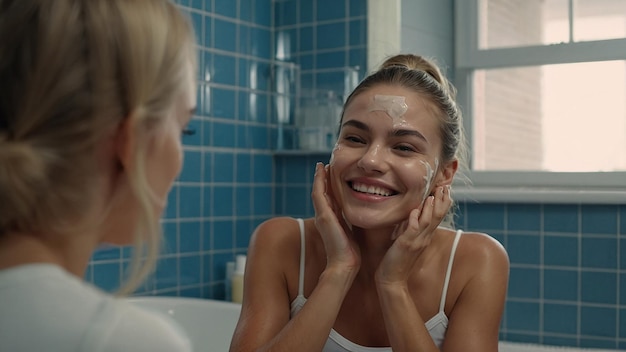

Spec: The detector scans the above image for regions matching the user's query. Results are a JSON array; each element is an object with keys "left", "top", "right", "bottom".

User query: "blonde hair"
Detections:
[{"left": 0, "top": 0, "right": 196, "bottom": 294}]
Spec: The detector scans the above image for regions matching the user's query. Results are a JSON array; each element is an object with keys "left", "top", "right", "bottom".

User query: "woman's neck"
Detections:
[{"left": 0, "top": 231, "right": 97, "bottom": 277}]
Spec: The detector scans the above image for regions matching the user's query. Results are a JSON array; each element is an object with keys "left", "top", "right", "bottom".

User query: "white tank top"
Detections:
[{"left": 289, "top": 218, "right": 463, "bottom": 351}]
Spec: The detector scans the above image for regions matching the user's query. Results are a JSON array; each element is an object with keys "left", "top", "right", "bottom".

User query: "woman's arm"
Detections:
[
  {"left": 230, "top": 164, "right": 360, "bottom": 352},
  {"left": 439, "top": 233, "right": 509, "bottom": 352}
]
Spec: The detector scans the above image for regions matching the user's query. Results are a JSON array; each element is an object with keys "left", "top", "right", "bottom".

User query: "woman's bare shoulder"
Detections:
[
  {"left": 248, "top": 217, "right": 305, "bottom": 253},
  {"left": 455, "top": 229, "right": 510, "bottom": 275}
]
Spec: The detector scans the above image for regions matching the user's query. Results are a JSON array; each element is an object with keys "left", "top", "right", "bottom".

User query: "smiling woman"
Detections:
[{"left": 229, "top": 54, "right": 509, "bottom": 352}]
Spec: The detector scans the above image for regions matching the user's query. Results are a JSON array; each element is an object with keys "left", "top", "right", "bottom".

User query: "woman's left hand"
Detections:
[{"left": 374, "top": 185, "right": 452, "bottom": 286}]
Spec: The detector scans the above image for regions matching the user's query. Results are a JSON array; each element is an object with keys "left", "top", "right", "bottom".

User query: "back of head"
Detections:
[{"left": 0, "top": 0, "right": 195, "bottom": 292}]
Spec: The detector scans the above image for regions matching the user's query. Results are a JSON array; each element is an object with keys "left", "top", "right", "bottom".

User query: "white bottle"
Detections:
[{"left": 231, "top": 255, "right": 246, "bottom": 304}]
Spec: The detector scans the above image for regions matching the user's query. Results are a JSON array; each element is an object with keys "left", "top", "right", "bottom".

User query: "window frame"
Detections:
[{"left": 453, "top": 0, "right": 626, "bottom": 204}]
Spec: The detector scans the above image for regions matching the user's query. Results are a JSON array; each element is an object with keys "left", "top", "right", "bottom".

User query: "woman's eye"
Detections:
[
  {"left": 182, "top": 127, "right": 196, "bottom": 136},
  {"left": 344, "top": 135, "right": 364, "bottom": 144},
  {"left": 395, "top": 144, "right": 417, "bottom": 153}
]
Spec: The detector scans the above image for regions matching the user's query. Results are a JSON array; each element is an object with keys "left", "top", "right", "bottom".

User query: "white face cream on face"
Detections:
[
  {"left": 420, "top": 158, "right": 439, "bottom": 203},
  {"left": 367, "top": 94, "right": 409, "bottom": 127}
]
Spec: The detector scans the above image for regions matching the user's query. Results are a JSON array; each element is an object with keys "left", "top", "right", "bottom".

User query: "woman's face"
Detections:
[{"left": 329, "top": 84, "right": 453, "bottom": 229}]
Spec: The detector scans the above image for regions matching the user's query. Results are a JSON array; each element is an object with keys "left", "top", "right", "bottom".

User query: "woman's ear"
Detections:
[
  {"left": 436, "top": 159, "right": 458, "bottom": 187},
  {"left": 114, "top": 114, "right": 139, "bottom": 172}
]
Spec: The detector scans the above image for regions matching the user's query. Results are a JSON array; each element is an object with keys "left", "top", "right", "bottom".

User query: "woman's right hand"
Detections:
[{"left": 311, "top": 162, "right": 361, "bottom": 273}]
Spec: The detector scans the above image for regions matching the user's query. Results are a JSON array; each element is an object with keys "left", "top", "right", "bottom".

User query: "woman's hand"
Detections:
[
  {"left": 375, "top": 185, "right": 452, "bottom": 287},
  {"left": 311, "top": 162, "right": 361, "bottom": 273}
]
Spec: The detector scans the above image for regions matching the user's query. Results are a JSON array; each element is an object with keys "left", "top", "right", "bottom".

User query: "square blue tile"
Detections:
[
  {"left": 190, "top": 0, "right": 204, "bottom": 11},
  {"left": 274, "top": 0, "right": 296, "bottom": 26},
  {"left": 199, "top": 83, "right": 212, "bottom": 116},
  {"left": 155, "top": 257, "right": 179, "bottom": 290},
  {"left": 253, "top": 154, "right": 273, "bottom": 183},
  {"left": 465, "top": 203, "right": 505, "bottom": 231},
  {"left": 235, "top": 186, "right": 251, "bottom": 216},
  {"left": 581, "top": 237, "right": 617, "bottom": 269},
  {"left": 508, "top": 267, "right": 540, "bottom": 299},
  {"left": 212, "top": 88, "right": 236, "bottom": 119},
  {"left": 161, "top": 222, "right": 178, "bottom": 254},
  {"left": 238, "top": 24, "right": 250, "bottom": 55},
  {"left": 316, "top": 51, "right": 346, "bottom": 70},
  {"left": 212, "top": 186, "right": 233, "bottom": 216},
  {"left": 581, "top": 205, "right": 618, "bottom": 235},
  {"left": 507, "top": 234, "right": 540, "bottom": 265},
  {"left": 544, "top": 269, "right": 578, "bottom": 301},
  {"left": 239, "top": 0, "right": 252, "bottom": 22},
  {"left": 317, "top": 0, "right": 346, "bottom": 21},
  {"left": 349, "top": 48, "right": 367, "bottom": 72},
  {"left": 544, "top": 204, "right": 579, "bottom": 233},
  {"left": 581, "top": 271, "right": 617, "bottom": 304},
  {"left": 544, "top": 235, "right": 578, "bottom": 267},
  {"left": 507, "top": 204, "right": 541, "bottom": 232},
  {"left": 250, "top": 125, "right": 270, "bottom": 149},
  {"left": 285, "top": 157, "right": 312, "bottom": 183},
  {"left": 180, "top": 150, "right": 202, "bottom": 182},
  {"left": 179, "top": 221, "right": 202, "bottom": 253},
  {"left": 299, "top": 0, "right": 314, "bottom": 23},
  {"left": 349, "top": 19, "right": 366, "bottom": 46},
  {"left": 211, "top": 252, "right": 234, "bottom": 282},
  {"left": 212, "top": 152, "right": 234, "bottom": 182},
  {"left": 250, "top": 27, "right": 271, "bottom": 59},
  {"left": 299, "top": 26, "right": 314, "bottom": 52},
  {"left": 212, "top": 220, "right": 234, "bottom": 250},
  {"left": 212, "top": 121, "right": 236, "bottom": 148},
  {"left": 214, "top": 0, "right": 236, "bottom": 18},
  {"left": 211, "top": 54, "right": 236, "bottom": 86},
  {"left": 349, "top": 0, "right": 366, "bottom": 17},
  {"left": 214, "top": 19, "right": 237, "bottom": 52},
  {"left": 92, "top": 262, "right": 121, "bottom": 293},
  {"left": 179, "top": 185, "right": 202, "bottom": 218},
  {"left": 236, "top": 153, "right": 252, "bottom": 182},
  {"left": 284, "top": 186, "right": 311, "bottom": 217},
  {"left": 581, "top": 306, "right": 617, "bottom": 338},
  {"left": 506, "top": 301, "right": 540, "bottom": 331},
  {"left": 254, "top": 186, "right": 273, "bottom": 216},
  {"left": 254, "top": 0, "right": 271, "bottom": 26},
  {"left": 236, "top": 219, "right": 252, "bottom": 248},
  {"left": 619, "top": 308, "right": 626, "bottom": 338},
  {"left": 316, "top": 23, "right": 346, "bottom": 50},
  {"left": 544, "top": 303, "right": 577, "bottom": 334},
  {"left": 179, "top": 255, "right": 202, "bottom": 286}
]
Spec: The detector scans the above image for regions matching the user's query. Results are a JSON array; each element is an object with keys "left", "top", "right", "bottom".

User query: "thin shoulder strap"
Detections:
[
  {"left": 439, "top": 229, "right": 463, "bottom": 312},
  {"left": 296, "top": 218, "right": 306, "bottom": 296}
]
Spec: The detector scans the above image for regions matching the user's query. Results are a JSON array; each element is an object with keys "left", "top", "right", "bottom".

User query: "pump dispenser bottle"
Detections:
[{"left": 231, "top": 255, "right": 246, "bottom": 304}]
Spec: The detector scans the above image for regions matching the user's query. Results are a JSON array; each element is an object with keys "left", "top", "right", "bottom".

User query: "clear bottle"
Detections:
[{"left": 231, "top": 255, "right": 246, "bottom": 304}]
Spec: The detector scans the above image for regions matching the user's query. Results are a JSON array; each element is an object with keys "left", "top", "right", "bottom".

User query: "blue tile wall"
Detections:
[
  {"left": 457, "top": 202, "right": 626, "bottom": 350},
  {"left": 86, "top": 0, "right": 625, "bottom": 349}
]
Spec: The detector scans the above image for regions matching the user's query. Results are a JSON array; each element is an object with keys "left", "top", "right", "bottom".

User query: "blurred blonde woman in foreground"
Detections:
[
  {"left": 230, "top": 54, "right": 510, "bottom": 352},
  {"left": 0, "top": 0, "right": 197, "bottom": 350}
]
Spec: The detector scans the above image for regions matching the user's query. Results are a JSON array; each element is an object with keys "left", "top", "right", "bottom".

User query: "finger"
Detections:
[{"left": 311, "top": 162, "right": 330, "bottom": 215}]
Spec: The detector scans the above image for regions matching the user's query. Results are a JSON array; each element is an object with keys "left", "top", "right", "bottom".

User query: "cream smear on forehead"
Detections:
[
  {"left": 420, "top": 158, "right": 438, "bottom": 203},
  {"left": 367, "top": 95, "right": 409, "bottom": 126}
]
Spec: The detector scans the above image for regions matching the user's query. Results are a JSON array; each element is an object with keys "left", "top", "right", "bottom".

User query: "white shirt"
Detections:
[{"left": 0, "top": 264, "right": 192, "bottom": 352}]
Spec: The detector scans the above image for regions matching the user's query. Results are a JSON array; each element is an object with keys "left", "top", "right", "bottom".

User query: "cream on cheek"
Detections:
[{"left": 420, "top": 158, "right": 439, "bottom": 203}]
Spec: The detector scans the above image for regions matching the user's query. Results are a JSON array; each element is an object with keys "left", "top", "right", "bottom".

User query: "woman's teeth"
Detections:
[{"left": 351, "top": 182, "right": 393, "bottom": 196}]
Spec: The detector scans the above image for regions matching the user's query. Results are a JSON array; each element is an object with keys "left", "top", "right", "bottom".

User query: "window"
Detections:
[{"left": 455, "top": 0, "right": 626, "bottom": 201}]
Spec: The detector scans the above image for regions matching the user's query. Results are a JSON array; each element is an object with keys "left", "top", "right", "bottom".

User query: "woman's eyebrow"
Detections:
[
  {"left": 341, "top": 119, "right": 369, "bottom": 132},
  {"left": 392, "top": 129, "right": 428, "bottom": 143}
]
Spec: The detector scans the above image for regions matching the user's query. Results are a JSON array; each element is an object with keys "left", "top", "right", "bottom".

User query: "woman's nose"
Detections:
[{"left": 356, "top": 144, "right": 388, "bottom": 173}]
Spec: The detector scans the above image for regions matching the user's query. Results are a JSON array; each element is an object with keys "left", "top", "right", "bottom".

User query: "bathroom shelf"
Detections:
[{"left": 273, "top": 149, "right": 332, "bottom": 157}]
